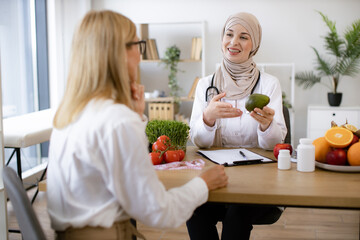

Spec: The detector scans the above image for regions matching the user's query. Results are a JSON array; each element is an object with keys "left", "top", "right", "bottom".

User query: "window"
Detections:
[{"left": 0, "top": 0, "right": 49, "bottom": 176}]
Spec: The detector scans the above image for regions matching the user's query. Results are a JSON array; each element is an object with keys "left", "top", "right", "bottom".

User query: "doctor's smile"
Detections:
[{"left": 227, "top": 47, "right": 241, "bottom": 54}]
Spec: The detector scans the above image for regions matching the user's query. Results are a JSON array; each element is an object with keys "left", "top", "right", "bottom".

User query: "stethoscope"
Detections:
[
  {"left": 205, "top": 72, "right": 261, "bottom": 102},
  {"left": 205, "top": 74, "right": 219, "bottom": 102}
]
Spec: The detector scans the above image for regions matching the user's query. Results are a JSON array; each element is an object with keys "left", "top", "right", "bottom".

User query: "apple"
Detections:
[
  {"left": 349, "top": 134, "right": 359, "bottom": 147},
  {"left": 326, "top": 149, "right": 347, "bottom": 165},
  {"left": 273, "top": 143, "right": 293, "bottom": 160}
]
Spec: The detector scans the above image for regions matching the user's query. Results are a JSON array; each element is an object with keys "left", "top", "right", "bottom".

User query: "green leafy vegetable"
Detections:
[{"left": 146, "top": 120, "right": 189, "bottom": 150}]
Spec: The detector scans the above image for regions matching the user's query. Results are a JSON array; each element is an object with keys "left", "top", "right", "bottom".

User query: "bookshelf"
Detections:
[{"left": 137, "top": 21, "right": 206, "bottom": 121}]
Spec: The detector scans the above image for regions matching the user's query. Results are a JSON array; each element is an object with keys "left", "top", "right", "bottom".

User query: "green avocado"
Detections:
[{"left": 245, "top": 93, "right": 270, "bottom": 112}]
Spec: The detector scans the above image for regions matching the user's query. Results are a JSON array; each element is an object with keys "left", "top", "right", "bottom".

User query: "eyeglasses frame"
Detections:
[{"left": 126, "top": 40, "right": 146, "bottom": 55}]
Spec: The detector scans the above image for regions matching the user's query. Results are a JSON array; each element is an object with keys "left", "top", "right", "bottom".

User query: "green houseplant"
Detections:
[
  {"left": 162, "top": 45, "right": 182, "bottom": 104},
  {"left": 295, "top": 11, "right": 360, "bottom": 106},
  {"left": 145, "top": 120, "right": 190, "bottom": 151}
]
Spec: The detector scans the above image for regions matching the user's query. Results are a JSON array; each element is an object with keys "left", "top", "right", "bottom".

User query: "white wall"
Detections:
[
  {"left": 47, "top": 0, "right": 91, "bottom": 109},
  {"left": 50, "top": 0, "right": 360, "bottom": 147}
]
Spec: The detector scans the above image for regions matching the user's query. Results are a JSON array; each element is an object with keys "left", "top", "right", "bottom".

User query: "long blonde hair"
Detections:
[{"left": 54, "top": 10, "right": 136, "bottom": 129}]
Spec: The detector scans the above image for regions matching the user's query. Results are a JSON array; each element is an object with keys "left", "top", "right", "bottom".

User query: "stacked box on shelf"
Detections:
[{"left": 148, "top": 102, "right": 174, "bottom": 120}]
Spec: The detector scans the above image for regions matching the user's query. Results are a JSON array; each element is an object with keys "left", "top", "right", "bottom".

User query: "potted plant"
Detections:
[
  {"left": 295, "top": 11, "right": 360, "bottom": 106},
  {"left": 161, "top": 45, "right": 182, "bottom": 106}
]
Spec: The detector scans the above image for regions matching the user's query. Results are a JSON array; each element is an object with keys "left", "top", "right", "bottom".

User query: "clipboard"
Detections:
[{"left": 197, "top": 148, "right": 274, "bottom": 167}]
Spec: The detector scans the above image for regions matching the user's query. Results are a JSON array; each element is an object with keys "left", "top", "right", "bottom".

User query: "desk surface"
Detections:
[
  {"left": 39, "top": 146, "right": 360, "bottom": 209},
  {"left": 157, "top": 146, "right": 360, "bottom": 210}
]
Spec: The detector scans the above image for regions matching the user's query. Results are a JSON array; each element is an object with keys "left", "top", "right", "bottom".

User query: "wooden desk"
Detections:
[
  {"left": 157, "top": 146, "right": 360, "bottom": 210},
  {"left": 40, "top": 146, "right": 360, "bottom": 210}
]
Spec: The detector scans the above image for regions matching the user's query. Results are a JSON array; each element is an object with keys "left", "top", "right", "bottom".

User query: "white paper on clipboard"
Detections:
[{"left": 197, "top": 148, "right": 273, "bottom": 165}]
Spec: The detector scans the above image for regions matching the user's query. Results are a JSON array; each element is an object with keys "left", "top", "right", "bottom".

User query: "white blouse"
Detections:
[
  {"left": 47, "top": 99, "right": 208, "bottom": 231},
  {"left": 190, "top": 72, "right": 287, "bottom": 150}
]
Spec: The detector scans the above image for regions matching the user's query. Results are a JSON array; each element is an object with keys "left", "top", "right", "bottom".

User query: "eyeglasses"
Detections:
[{"left": 126, "top": 40, "right": 146, "bottom": 55}]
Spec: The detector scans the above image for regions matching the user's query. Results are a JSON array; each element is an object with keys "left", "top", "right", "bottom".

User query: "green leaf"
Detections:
[
  {"left": 318, "top": 11, "right": 336, "bottom": 34},
  {"left": 337, "top": 57, "right": 360, "bottom": 76},
  {"left": 312, "top": 47, "right": 334, "bottom": 76},
  {"left": 344, "top": 19, "right": 360, "bottom": 59},
  {"left": 318, "top": 11, "right": 344, "bottom": 58},
  {"left": 295, "top": 71, "right": 322, "bottom": 89}
]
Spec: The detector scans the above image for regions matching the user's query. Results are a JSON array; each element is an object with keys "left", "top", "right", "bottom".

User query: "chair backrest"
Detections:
[
  {"left": 283, "top": 105, "right": 291, "bottom": 144},
  {"left": 2, "top": 166, "right": 46, "bottom": 240}
]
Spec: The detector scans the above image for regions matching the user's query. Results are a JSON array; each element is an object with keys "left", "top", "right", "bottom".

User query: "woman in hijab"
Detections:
[
  {"left": 190, "top": 12, "right": 286, "bottom": 149},
  {"left": 187, "top": 12, "right": 286, "bottom": 239}
]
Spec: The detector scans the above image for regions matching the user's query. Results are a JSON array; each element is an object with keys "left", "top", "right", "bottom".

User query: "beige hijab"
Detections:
[{"left": 213, "top": 12, "right": 262, "bottom": 147}]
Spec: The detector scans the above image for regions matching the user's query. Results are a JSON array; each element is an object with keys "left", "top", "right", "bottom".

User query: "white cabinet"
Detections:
[{"left": 307, "top": 105, "right": 360, "bottom": 140}]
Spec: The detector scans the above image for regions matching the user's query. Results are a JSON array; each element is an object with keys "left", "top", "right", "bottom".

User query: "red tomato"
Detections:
[
  {"left": 177, "top": 149, "right": 185, "bottom": 161},
  {"left": 164, "top": 150, "right": 180, "bottom": 163},
  {"left": 149, "top": 152, "right": 163, "bottom": 165},
  {"left": 152, "top": 141, "right": 167, "bottom": 152},
  {"left": 157, "top": 135, "right": 171, "bottom": 145}
]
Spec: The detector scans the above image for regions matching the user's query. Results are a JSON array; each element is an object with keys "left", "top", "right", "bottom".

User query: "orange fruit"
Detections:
[
  {"left": 343, "top": 124, "right": 357, "bottom": 133},
  {"left": 347, "top": 142, "right": 360, "bottom": 166},
  {"left": 313, "top": 137, "right": 331, "bottom": 163},
  {"left": 324, "top": 127, "right": 354, "bottom": 148}
]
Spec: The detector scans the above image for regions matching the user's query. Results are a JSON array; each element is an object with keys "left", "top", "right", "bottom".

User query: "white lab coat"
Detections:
[
  {"left": 47, "top": 99, "right": 208, "bottom": 231},
  {"left": 190, "top": 72, "right": 287, "bottom": 150}
]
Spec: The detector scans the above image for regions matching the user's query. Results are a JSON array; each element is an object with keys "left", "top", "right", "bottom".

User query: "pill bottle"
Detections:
[
  {"left": 297, "top": 138, "right": 315, "bottom": 172},
  {"left": 278, "top": 149, "right": 291, "bottom": 170}
]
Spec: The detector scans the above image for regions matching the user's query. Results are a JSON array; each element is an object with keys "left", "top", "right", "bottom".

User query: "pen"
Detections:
[
  {"left": 239, "top": 150, "right": 247, "bottom": 160},
  {"left": 223, "top": 159, "right": 263, "bottom": 166},
  {"left": 233, "top": 159, "right": 263, "bottom": 164}
]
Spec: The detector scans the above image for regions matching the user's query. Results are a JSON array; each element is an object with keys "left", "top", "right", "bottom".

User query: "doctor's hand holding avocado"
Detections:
[
  {"left": 246, "top": 93, "right": 274, "bottom": 131},
  {"left": 249, "top": 106, "right": 275, "bottom": 131},
  {"left": 203, "top": 90, "right": 274, "bottom": 131}
]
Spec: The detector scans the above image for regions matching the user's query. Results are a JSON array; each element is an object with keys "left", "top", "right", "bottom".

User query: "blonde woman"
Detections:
[{"left": 47, "top": 10, "right": 228, "bottom": 240}]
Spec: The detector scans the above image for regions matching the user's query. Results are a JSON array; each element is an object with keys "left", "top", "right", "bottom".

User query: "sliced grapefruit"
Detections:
[{"left": 324, "top": 127, "right": 353, "bottom": 148}]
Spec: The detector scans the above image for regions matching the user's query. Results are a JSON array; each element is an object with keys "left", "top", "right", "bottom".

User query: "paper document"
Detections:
[{"left": 197, "top": 148, "right": 274, "bottom": 166}]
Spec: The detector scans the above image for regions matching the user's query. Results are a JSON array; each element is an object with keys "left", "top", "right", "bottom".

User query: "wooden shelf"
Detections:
[
  {"left": 145, "top": 96, "right": 194, "bottom": 103},
  {"left": 141, "top": 59, "right": 202, "bottom": 63}
]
